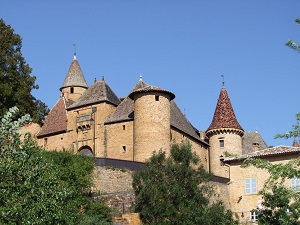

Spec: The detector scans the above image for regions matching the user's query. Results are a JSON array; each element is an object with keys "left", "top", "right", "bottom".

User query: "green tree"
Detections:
[
  {"left": 242, "top": 157, "right": 300, "bottom": 225},
  {"left": 286, "top": 18, "right": 300, "bottom": 52},
  {"left": 0, "top": 107, "right": 112, "bottom": 224},
  {"left": 274, "top": 112, "right": 300, "bottom": 143},
  {"left": 0, "top": 19, "right": 49, "bottom": 123},
  {"left": 132, "top": 142, "right": 238, "bottom": 225}
]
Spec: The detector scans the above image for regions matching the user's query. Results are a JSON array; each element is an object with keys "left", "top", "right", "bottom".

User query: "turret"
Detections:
[
  {"left": 129, "top": 78, "right": 175, "bottom": 162},
  {"left": 206, "top": 83, "right": 244, "bottom": 177},
  {"left": 60, "top": 54, "right": 88, "bottom": 102}
]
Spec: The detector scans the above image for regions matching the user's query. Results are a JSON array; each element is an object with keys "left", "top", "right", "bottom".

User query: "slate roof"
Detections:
[
  {"left": 105, "top": 80, "right": 148, "bottom": 123},
  {"left": 225, "top": 146, "right": 300, "bottom": 162},
  {"left": 170, "top": 101, "right": 203, "bottom": 142},
  {"left": 37, "top": 97, "right": 72, "bottom": 137},
  {"left": 68, "top": 78, "right": 121, "bottom": 110},
  {"left": 105, "top": 79, "right": 206, "bottom": 144},
  {"left": 129, "top": 84, "right": 175, "bottom": 100},
  {"left": 207, "top": 85, "right": 243, "bottom": 132},
  {"left": 60, "top": 55, "right": 88, "bottom": 90},
  {"left": 242, "top": 131, "right": 268, "bottom": 154}
]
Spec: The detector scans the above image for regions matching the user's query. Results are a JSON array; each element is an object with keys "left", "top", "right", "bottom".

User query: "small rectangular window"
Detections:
[
  {"left": 292, "top": 177, "right": 300, "bottom": 190},
  {"left": 122, "top": 146, "right": 126, "bottom": 153},
  {"left": 250, "top": 211, "right": 258, "bottom": 222},
  {"left": 245, "top": 178, "right": 257, "bottom": 194},
  {"left": 219, "top": 140, "right": 224, "bottom": 147},
  {"left": 123, "top": 125, "right": 125, "bottom": 130},
  {"left": 70, "top": 87, "right": 74, "bottom": 93},
  {"left": 155, "top": 95, "right": 159, "bottom": 101},
  {"left": 44, "top": 138, "right": 48, "bottom": 146}
]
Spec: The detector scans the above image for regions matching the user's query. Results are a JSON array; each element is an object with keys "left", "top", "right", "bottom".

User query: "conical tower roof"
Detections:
[
  {"left": 129, "top": 77, "right": 175, "bottom": 100},
  {"left": 105, "top": 78, "right": 150, "bottom": 124},
  {"left": 67, "top": 77, "right": 121, "bottom": 110},
  {"left": 60, "top": 54, "right": 88, "bottom": 91},
  {"left": 207, "top": 85, "right": 243, "bottom": 133}
]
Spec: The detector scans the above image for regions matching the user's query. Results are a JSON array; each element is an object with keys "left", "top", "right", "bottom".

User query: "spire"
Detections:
[
  {"left": 207, "top": 85, "right": 243, "bottom": 132},
  {"left": 60, "top": 55, "right": 88, "bottom": 91}
]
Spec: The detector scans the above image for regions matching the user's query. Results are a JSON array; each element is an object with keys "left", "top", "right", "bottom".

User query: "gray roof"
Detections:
[
  {"left": 68, "top": 78, "right": 121, "bottom": 110},
  {"left": 60, "top": 55, "right": 88, "bottom": 90},
  {"left": 129, "top": 84, "right": 175, "bottom": 100},
  {"left": 242, "top": 131, "right": 268, "bottom": 154},
  {"left": 105, "top": 80, "right": 148, "bottom": 123},
  {"left": 170, "top": 100, "right": 205, "bottom": 143},
  {"left": 105, "top": 80, "right": 206, "bottom": 145}
]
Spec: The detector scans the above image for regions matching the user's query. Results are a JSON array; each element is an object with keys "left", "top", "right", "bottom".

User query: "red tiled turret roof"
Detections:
[{"left": 207, "top": 85, "right": 243, "bottom": 132}]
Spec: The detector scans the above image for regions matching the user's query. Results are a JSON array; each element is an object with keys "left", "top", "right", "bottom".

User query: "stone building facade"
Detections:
[{"left": 25, "top": 54, "right": 300, "bottom": 224}]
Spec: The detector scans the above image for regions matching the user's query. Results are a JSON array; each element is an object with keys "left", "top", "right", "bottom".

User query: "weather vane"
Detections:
[
  {"left": 221, "top": 73, "right": 225, "bottom": 87},
  {"left": 73, "top": 42, "right": 77, "bottom": 56}
]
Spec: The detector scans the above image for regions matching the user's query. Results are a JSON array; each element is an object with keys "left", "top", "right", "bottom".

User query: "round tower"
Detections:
[
  {"left": 129, "top": 82, "right": 175, "bottom": 162},
  {"left": 206, "top": 84, "right": 244, "bottom": 177},
  {"left": 60, "top": 54, "right": 88, "bottom": 102}
]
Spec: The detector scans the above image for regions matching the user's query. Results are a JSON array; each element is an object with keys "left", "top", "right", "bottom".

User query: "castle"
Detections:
[{"left": 27, "top": 54, "right": 299, "bottom": 224}]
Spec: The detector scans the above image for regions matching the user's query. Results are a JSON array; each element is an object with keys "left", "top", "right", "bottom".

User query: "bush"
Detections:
[{"left": 0, "top": 107, "right": 112, "bottom": 224}]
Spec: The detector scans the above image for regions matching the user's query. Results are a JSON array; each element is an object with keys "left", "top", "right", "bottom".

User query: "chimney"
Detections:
[{"left": 292, "top": 140, "right": 299, "bottom": 147}]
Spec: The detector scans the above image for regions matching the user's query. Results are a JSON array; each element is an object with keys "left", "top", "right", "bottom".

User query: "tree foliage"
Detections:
[
  {"left": 286, "top": 18, "right": 300, "bottom": 52},
  {"left": 132, "top": 142, "right": 238, "bottom": 225},
  {"left": 0, "top": 19, "right": 49, "bottom": 123},
  {"left": 0, "top": 107, "right": 112, "bottom": 224},
  {"left": 242, "top": 156, "right": 300, "bottom": 224},
  {"left": 274, "top": 112, "right": 300, "bottom": 142}
]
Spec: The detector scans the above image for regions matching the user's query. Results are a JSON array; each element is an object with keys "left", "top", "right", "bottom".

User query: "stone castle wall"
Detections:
[
  {"left": 208, "top": 131, "right": 242, "bottom": 178},
  {"left": 171, "top": 128, "right": 209, "bottom": 170},
  {"left": 133, "top": 92, "right": 171, "bottom": 162},
  {"left": 93, "top": 166, "right": 134, "bottom": 194},
  {"left": 105, "top": 121, "right": 134, "bottom": 160}
]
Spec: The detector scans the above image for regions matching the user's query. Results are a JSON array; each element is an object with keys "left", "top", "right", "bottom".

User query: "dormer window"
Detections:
[{"left": 253, "top": 142, "right": 259, "bottom": 151}]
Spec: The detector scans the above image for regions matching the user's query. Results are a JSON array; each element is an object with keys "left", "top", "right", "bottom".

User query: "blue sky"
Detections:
[{"left": 1, "top": 1, "right": 299, "bottom": 147}]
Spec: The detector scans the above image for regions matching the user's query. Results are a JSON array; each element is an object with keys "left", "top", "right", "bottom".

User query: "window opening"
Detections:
[
  {"left": 219, "top": 140, "right": 224, "bottom": 148},
  {"left": 245, "top": 178, "right": 257, "bottom": 194},
  {"left": 123, "top": 125, "right": 125, "bottom": 130},
  {"left": 250, "top": 211, "right": 258, "bottom": 222},
  {"left": 292, "top": 177, "right": 300, "bottom": 190},
  {"left": 122, "top": 146, "right": 126, "bottom": 153},
  {"left": 70, "top": 87, "right": 74, "bottom": 93},
  {"left": 155, "top": 95, "right": 159, "bottom": 101}
]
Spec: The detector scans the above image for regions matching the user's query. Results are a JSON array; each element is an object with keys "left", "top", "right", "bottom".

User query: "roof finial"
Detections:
[
  {"left": 73, "top": 42, "right": 77, "bottom": 60},
  {"left": 102, "top": 75, "right": 104, "bottom": 81},
  {"left": 94, "top": 78, "right": 97, "bottom": 83},
  {"left": 139, "top": 74, "right": 143, "bottom": 81},
  {"left": 221, "top": 73, "right": 225, "bottom": 89}
]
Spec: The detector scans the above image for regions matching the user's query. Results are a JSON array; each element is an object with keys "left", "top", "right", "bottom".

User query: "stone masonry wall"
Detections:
[
  {"left": 93, "top": 166, "right": 134, "bottom": 194},
  {"left": 133, "top": 92, "right": 171, "bottom": 162},
  {"left": 171, "top": 128, "right": 209, "bottom": 170},
  {"left": 105, "top": 121, "right": 134, "bottom": 161}
]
